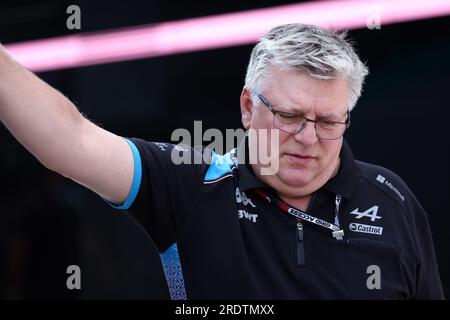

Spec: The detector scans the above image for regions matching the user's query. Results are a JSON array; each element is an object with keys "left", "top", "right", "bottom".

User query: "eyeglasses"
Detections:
[{"left": 256, "top": 93, "right": 350, "bottom": 140}]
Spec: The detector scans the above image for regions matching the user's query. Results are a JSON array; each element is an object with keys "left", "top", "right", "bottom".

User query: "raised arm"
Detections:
[{"left": 0, "top": 45, "right": 134, "bottom": 205}]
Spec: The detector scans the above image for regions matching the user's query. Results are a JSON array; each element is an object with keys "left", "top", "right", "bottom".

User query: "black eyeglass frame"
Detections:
[{"left": 256, "top": 93, "right": 351, "bottom": 140}]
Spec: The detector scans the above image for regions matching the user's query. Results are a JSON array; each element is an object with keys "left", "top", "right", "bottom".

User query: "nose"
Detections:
[{"left": 293, "top": 121, "right": 318, "bottom": 146}]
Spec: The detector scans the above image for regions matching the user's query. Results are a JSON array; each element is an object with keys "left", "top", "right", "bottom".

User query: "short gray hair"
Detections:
[{"left": 245, "top": 23, "right": 369, "bottom": 111}]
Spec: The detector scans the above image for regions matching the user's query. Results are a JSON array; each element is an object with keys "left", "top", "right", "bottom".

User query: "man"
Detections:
[{"left": 0, "top": 24, "right": 444, "bottom": 299}]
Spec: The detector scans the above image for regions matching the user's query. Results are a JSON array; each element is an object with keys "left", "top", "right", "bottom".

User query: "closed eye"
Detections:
[
  {"left": 278, "top": 112, "right": 297, "bottom": 119},
  {"left": 318, "top": 120, "right": 338, "bottom": 129}
]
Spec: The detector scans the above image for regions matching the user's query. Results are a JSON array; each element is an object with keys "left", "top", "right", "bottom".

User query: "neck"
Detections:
[{"left": 279, "top": 194, "right": 313, "bottom": 211}]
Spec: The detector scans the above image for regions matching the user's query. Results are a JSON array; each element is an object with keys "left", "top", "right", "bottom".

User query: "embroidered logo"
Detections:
[
  {"left": 349, "top": 223, "right": 383, "bottom": 235},
  {"left": 236, "top": 187, "right": 258, "bottom": 223},
  {"left": 350, "top": 205, "right": 382, "bottom": 222},
  {"left": 238, "top": 210, "right": 258, "bottom": 223},
  {"left": 235, "top": 187, "right": 256, "bottom": 208},
  {"left": 375, "top": 174, "right": 405, "bottom": 202}
]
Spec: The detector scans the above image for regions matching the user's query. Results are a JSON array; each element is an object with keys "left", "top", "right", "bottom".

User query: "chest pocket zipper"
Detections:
[{"left": 297, "top": 221, "right": 305, "bottom": 266}]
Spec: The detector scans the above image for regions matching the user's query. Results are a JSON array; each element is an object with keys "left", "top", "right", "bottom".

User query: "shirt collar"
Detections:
[
  {"left": 235, "top": 137, "right": 358, "bottom": 198},
  {"left": 322, "top": 139, "right": 359, "bottom": 199}
]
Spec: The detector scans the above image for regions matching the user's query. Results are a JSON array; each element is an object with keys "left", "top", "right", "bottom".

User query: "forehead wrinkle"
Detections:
[
  {"left": 269, "top": 92, "right": 312, "bottom": 115},
  {"left": 275, "top": 102, "right": 310, "bottom": 115}
]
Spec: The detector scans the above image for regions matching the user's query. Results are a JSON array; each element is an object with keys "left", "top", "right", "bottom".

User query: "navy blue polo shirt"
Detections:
[{"left": 109, "top": 138, "right": 444, "bottom": 300}]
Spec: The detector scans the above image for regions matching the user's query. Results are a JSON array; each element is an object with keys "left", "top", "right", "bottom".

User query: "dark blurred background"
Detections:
[{"left": 0, "top": 0, "right": 449, "bottom": 299}]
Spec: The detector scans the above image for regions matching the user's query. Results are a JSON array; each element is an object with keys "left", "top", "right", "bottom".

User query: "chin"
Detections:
[{"left": 277, "top": 168, "right": 314, "bottom": 188}]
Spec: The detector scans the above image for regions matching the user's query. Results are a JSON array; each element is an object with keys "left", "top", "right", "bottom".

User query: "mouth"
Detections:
[{"left": 285, "top": 153, "right": 316, "bottom": 165}]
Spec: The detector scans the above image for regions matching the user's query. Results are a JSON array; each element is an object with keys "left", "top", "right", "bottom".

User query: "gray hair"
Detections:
[{"left": 245, "top": 23, "right": 369, "bottom": 111}]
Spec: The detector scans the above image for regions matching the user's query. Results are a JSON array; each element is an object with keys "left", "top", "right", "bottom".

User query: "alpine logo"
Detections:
[
  {"left": 349, "top": 223, "right": 383, "bottom": 235},
  {"left": 350, "top": 205, "right": 382, "bottom": 222}
]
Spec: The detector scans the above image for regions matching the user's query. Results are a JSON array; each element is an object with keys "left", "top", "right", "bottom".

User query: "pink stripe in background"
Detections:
[{"left": 4, "top": 0, "right": 450, "bottom": 72}]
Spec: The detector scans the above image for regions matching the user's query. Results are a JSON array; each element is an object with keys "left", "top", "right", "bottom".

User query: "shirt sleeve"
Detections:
[
  {"left": 408, "top": 193, "right": 445, "bottom": 299},
  {"left": 107, "top": 137, "right": 205, "bottom": 252}
]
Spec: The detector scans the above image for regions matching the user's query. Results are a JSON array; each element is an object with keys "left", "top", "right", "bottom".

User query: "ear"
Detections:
[{"left": 240, "top": 87, "right": 254, "bottom": 130}]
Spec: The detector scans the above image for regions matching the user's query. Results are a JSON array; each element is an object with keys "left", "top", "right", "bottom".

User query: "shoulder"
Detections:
[
  {"left": 203, "top": 150, "right": 238, "bottom": 184},
  {"left": 350, "top": 160, "right": 431, "bottom": 248},
  {"left": 127, "top": 138, "right": 237, "bottom": 184},
  {"left": 353, "top": 160, "right": 421, "bottom": 212},
  {"left": 128, "top": 138, "right": 207, "bottom": 165}
]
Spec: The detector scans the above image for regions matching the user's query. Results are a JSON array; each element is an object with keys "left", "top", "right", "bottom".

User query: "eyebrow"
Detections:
[
  {"left": 263, "top": 94, "right": 347, "bottom": 120},
  {"left": 271, "top": 103, "right": 308, "bottom": 115},
  {"left": 316, "top": 113, "right": 343, "bottom": 120},
  {"left": 274, "top": 106, "right": 344, "bottom": 120}
]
